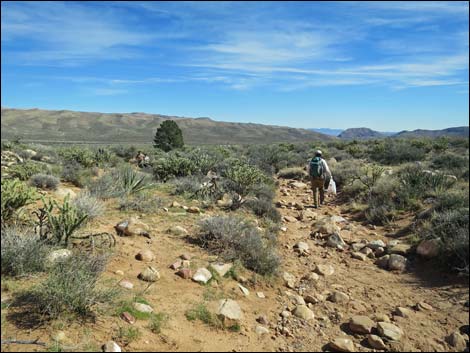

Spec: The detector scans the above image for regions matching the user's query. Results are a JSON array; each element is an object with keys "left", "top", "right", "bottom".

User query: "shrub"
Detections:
[
  {"left": 197, "top": 216, "right": 280, "bottom": 276},
  {"left": 185, "top": 303, "right": 222, "bottom": 328},
  {"left": 244, "top": 198, "right": 281, "bottom": 223},
  {"left": 1, "top": 179, "right": 38, "bottom": 224},
  {"left": 42, "top": 195, "right": 88, "bottom": 246},
  {"left": 29, "top": 173, "right": 60, "bottom": 190},
  {"left": 152, "top": 154, "right": 195, "bottom": 181},
  {"left": 277, "top": 167, "right": 306, "bottom": 180},
  {"left": 61, "top": 161, "right": 93, "bottom": 187},
  {"left": 171, "top": 176, "right": 204, "bottom": 196},
  {"left": 369, "top": 139, "right": 426, "bottom": 165},
  {"left": 148, "top": 312, "right": 169, "bottom": 334},
  {"left": 111, "top": 145, "right": 138, "bottom": 160},
  {"left": 154, "top": 120, "right": 184, "bottom": 152},
  {"left": 119, "top": 192, "right": 163, "bottom": 213},
  {"left": 58, "top": 146, "right": 96, "bottom": 168},
  {"left": 1, "top": 227, "right": 51, "bottom": 276},
  {"left": 223, "top": 162, "right": 271, "bottom": 196},
  {"left": 31, "top": 253, "right": 116, "bottom": 318},
  {"left": 71, "top": 191, "right": 105, "bottom": 220},
  {"left": 115, "top": 327, "right": 142, "bottom": 345},
  {"left": 6, "top": 161, "right": 48, "bottom": 181}
]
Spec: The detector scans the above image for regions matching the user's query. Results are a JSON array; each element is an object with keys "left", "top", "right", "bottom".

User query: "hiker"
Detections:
[{"left": 308, "top": 150, "right": 332, "bottom": 208}]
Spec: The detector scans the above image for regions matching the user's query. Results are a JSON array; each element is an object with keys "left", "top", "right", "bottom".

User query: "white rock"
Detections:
[
  {"left": 192, "top": 268, "right": 212, "bottom": 284},
  {"left": 210, "top": 263, "right": 233, "bottom": 277},
  {"left": 102, "top": 341, "right": 122, "bottom": 352},
  {"left": 133, "top": 302, "right": 153, "bottom": 313}
]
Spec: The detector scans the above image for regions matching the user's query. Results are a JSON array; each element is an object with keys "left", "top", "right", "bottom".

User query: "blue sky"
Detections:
[{"left": 1, "top": 1, "right": 469, "bottom": 131}]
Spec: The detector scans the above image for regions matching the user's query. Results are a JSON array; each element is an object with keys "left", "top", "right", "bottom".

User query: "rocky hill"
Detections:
[
  {"left": 0, "top": 108, "right": 335, "bottom": 145},
  {"left": 394, "top": 126, "right": 469, "bottom": 139},
  {"left": 338, "top": 128, "right": 386, "bottom": 140}
]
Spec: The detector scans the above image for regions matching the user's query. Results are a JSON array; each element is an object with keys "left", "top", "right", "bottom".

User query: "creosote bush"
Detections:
[
  {"left": 29, "top": 173, "right": 60, "bottom": 190},
  {"left": 71, "top": 191, "right": 105, "bottom": 220}
]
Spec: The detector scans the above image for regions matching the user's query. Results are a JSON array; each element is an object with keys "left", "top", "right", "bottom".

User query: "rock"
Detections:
[
  {"left": 312, "top": 218, "right": 341, "bottom": 235},
  {"left": 446, "top": 331, "right": 467, "bottom": 351},
  {"left": 217, "top": 193, "right": 233, "bottom": 208},
  {"left": 120, "top": 312, "right": 136, "bottom": 324},
  {"left": 115, "top": 218, "right": 150, "bottom": 237},
  {"left": 315, "top": 264, "right": 335, "bottom": 277},
  {"left": 283, "top": 272, "right": 296, "bottom": 288},
  {"left": 329, "top": 337, "right": 355, "bottom": 352},
  {"left": 416, "top": 301, "right": 433, "bottom": 311},
  {"left": 115, "top": 270, "right": 124, "bottom": 276},
  {"left": 256, "top": 325, "right": 270, "bottom": 335},
  {"left": 176, "top": 268, "right": 192, "bottom": 279},
  {"left": 394, "top": 307, "right": 413, "bottom": 318},
  {"left": 257, "top": 292, "right": 266, "bottom": 299},
  {"left": 329, "top": 215, "right": 348, "bottom": 224},
  {"left": 368, "top": 240, "right": 386, "bottom": 250},
  {"left": 23, "top": 149, "right": 37, "bottom": 158},
  {"left": 171, "top": 201, "right": 181, "bottom": 208},
  {"left": 217, "top": 299, "right": 242, "bottom": 325},
  {"left": 289, "top": 294, "right": 306, "bottom": 306},
  {"left": 192, "top": 268, "right": 212, "bottom": 284},
  {"left": 293, "top": 305, "right": 315, "bottom": 321},
  {"left": 374, "top": 314, "right": 390, "bottom": 323},
  {"left": 281, "top": 310, "right": 291, "bottom": 318},
  {"left": 377, "top": 322, "right": 404, "bottom": 341},
  {"left": 170, "top": 260, "right": 183, "bottom": 270},
  {"left": 290, "top": 181, "right": 308, "bottom": 189},
  {"left": 304, "top": 295, "right": 319, "bottom": 304},
  {"left": 375, "top": 247, "right": 386, "bottom": 257},
  {"left": 210, "top": 263, "right": 233, "bottom": 277},
  {"left": 302, "top": 272, "right": 320, "bottom": 282},
  {"left": 280, "top": 226, "right": 287, "bottom": 232},
  {"left": 187, "top": 206, "right": 200, "bottom": 213},
  {"left": 133, "top": 302, "right": 153, "bottom": 313},
  {"left": 327, "top": 232, "right": 346, "bottom": 249},
  {"left": 182, "top": 260, "right": 191, "bottom": 268},
  {"left": 349, "top": 316, "right": 375, "bottom": 334},
  {"left": 360, "top": 246, "right": 374, "bottom": 257},
  {"left": 46, "top": 249, "right": 72, "bottom": 265},
  {"left": 368, "top": 334, "right": 387, "bottom": 350},
  {"left": 283, "top": 216, "right": 297, "bottom": 223},
  {"left": 135, "top": 249, "right": 155, "bottom": 262},
  {"left": 388, "top": 243, "right": 412, "bottom": 256},
  {"left": 352, "top": 252, "right": 368, "bottom": 261},
  {"left": 328, "top": 291, "right": 350, "bottom": 304},
  {"left": 238, "top": 284, "right": 250, "bottom": 296},
  {"left": 138, "top": 266, "right": 160, "bottom": 282},
  {"left": 388, "top": 254, "right": 407, "bottom": 271},
  {"left": 102, "top": 341, "right": 122, "bottom": 352},
  {"left": 417, "top": 239, "right": 440, "bottom": 258},
  {"left": 351, "top": 243, "right": 366, "bottom": 252},
  {"left": 375, "top": 255, "right": 390, "bottom": 269},
  {"left": 294, "top": 242, "right": 309, "bottom": 254},
  {"left": 169, "top": 225, "right": 188, "bottom": 236},
  {"left": 119, "top": 280, "right": 134, "bottom": 290}
]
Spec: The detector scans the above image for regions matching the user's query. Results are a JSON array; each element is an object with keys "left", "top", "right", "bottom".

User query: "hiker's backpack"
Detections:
[{"left": 309, "top": 157, "right": 324, "bottom": 177}]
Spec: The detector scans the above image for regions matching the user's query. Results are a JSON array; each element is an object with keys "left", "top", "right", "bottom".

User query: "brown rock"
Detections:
[
  {"left": 329, "top": 337, "right": 355, "bottom": 352},
  {"left": 349, "top": 316, "right": 375, "bottom": 334}
]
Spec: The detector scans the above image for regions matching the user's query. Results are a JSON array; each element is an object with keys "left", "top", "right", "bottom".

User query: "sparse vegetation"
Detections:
[
  {"left": 1, "top": 179, "right": 38, "bottom": 224},
  {"left": 29, "top": 173, "right": 60, "bottom": 190},
  {"left": 71, "top": 191, "right": 105, "bottom": 220}
]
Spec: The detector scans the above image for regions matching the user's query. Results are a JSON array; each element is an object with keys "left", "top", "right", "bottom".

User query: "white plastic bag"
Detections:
[{"left": 327, "top": 178, "right": 337, "bottom": 195}]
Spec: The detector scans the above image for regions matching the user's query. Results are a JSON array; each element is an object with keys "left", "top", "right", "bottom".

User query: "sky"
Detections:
[{"left": 1, "top": 1, "right": 469, "bottom": 131}]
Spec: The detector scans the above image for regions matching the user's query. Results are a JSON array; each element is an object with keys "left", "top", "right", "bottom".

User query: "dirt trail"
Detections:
[{"left": 1, "top": 180, "right": 469, "bottom": 352}]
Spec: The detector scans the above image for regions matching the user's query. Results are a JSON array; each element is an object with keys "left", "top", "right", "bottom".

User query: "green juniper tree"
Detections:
[{"left": 153, "top": 120, "right": 184, "bottom": 152}]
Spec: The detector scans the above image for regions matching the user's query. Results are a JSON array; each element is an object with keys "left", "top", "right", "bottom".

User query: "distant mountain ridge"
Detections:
[
  {"left": 309, "top": 128, "right": 344, "bottom": 136},
  {"left": 0, "top": 107, "right": 335, "bottom": 145},
  {"left": 338, "top": 127, "right": 386, "bottom": 139},
  {"left": 394, "top": 126, "right": 469, "bottom": 138}
]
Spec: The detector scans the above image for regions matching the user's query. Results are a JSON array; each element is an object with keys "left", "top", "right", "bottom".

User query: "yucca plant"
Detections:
[{"left": 115, "top": 166, "right": 153, "bottom": 196}]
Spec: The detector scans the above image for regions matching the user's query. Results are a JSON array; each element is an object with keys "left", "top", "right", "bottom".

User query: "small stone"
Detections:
[
  {"left": 210, "top": 263, "right": 233, "bottom": 277},
  {"left": 388, "top": 254, "right": 407, "bottom": 271},
  {"left": 374, "top": 314, "right": 390, "bottom": 323},
  {"left": 368, "top": 240, "right": 386, "bottom": 250},
  {"left": 138, "top": 266, "right": 160, "bottom": 282},
  {"left": 283, "top": 216, "right": 297, "bottom": 223},
  {"left": 375, "top": 247, "right": 386, "bottom": 257},
  {"left": 388, "top": 243, "right": 412, "bottom": 256},
  {"left": 169, "top": 226, "right": 188, "bottom": 236},
  {"left": 170, "top": 260, "right": 183, "bottom": 270},
  {"left": 238, "top": 284, "right": 250, "bottom": 296},
  {"left": 102, "top": 341, "right": 121, "bottom": 352},
  {"left": 115, "top": 270, "right": 124, "bottom": 276},
  {"left": 217, "top": 299, "right": 242, "bottom": 325},
  {"left": 349, "top": 316, "right": 375, "bottom": 334},
  {"left": 417, "top": 239, "right": 440, "bottom": 258},
  {"left": 52, "top": 331, "right": 67, "bottom": 343},
  {"left": 182, "top": 260, "right": 191, "bottom": 268},
  {"left": 257, "top": 292, "right": 266, "bottom": 299},
  {"left": 304, "top": 295, "right": 318, "bottom": 305},
  {"left": 283, "top": 272, "right": 296, "bottom": 288},
  {"left": 120, "top": 312, "right": 136, "bottom": 324},
  {"left": 328, "top": 291, "right": 350, "bottom": 303},
  {"left": 394, "top": 307, "right": 413, "bottom": 318},
  {"left": 368, "top": 334, "right": 387, "bottom": 350},
  {"left": 133, "top": 302, "right": 153, "bottom": 313},
  {"left": 375, "top": 255, "right": 390, "bottom": 269},
  {"left": 327, "top": 232, "right": 346, "bottom": 249},
  {"left": 315, "top": 264, "right": 335, "bottom": 276},
  {"left": 192, "top": 268, "right": 212, "bottom": 284},
  {"left": 329, "top": 337, "right": 355, "bottom": 352},
  {"left": 119, "top": 279, "right": 134, "bottom": 290},
  {"left": 351, "top": 243, "right": 366, "bottom": 252},
  {"left": 171, "top": 201, "right": 181, "bottom": 208},
  {"left": 257, "top": 315, "right": 268, "bottom": 325},
  {"left": 293, "top": 305, "right": 315, "bottom": 321},
  {"left": 294, "top": 242, "right": 309, "bottom": 253},
  {"left": 281, "top": 310, "right": 291, "bottom": 318},
  {"left": 280, "top": 226, "right": 287, "bottom": 232},
  {"left": 377, "top": 322, "right": 404, "bottom": 341},
  {"left": 256, "top": 325, "right": 270, "bottom": 335},
  {"left": 187, "top": 206, "right": 200, "bottom": 213},
  {"left": 352, "top": 252, "right": 367, "bottom": 261},
  {"left": 302, "top": 272, "right": 320, "bottom": 282},
  {"left": 360, "top": 247, "right": 374, "bottom": 257},
  {"left": 135, "top": 249, "right": 155, "bottom": 262},
  {"left": 416, "top": 301, "right": 433, "bottom": 311},
  {"left": 446, "top": 331, "right": 467, "bottom": 351},
  {"left": 176, "top": 268, "right": 192, "bottom": 279},
  {"left": 181, "top": 253, "right": 192, "bottom": 260}
]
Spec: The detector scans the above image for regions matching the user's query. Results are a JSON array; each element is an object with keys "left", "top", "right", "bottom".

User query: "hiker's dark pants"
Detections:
[{"left": 310, "top": 177, "right": 325, "bottom": 207}]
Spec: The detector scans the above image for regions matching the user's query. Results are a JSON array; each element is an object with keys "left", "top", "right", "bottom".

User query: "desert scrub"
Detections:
[
  {"left": 223, "top": 162, "right": 272, "bottom": 196},
  {"left": 1, "top": 179, "right": 38, "bottom": 224},
  {"left": 244, "top": 198, "right": 281, "bottom": 223},
  {"left": 171, "top": 176, "right": 204, "bottom": 196},
  {"left": 61, "top": 161, "right": 93, "bottom": 187},
  {"left": 119, "top": 191, "right": 163, "bottom": 213},
  {"left": 6, "top": 161, "right": 49, "bottom": 181},
  {"left": 148, "top": 312, "right": 169, "bottom": 334},
  {"left": 115, "top": 326, "right": 142, "bottom": 345},
  {"left": 29, "top": 173, "right": 60, "bottom": 190},
  {"left": 58, "top": 146, "right": 96, "bottom": 168},
  {"left": 277, "top": 167, "right": 306, "bottom": 180},
  {"left": 29, "top": 252, "right": 116, "bottom": 319},
  {"left": 1, "top": 227, "right": 51, "bottom": 277},
  {"left": 71, "top": 191, "right": 105, "bottom": 220},
  {"left": 197, "top": 216, "right": 280, "bottom": 276},
  {"left": 185, "top": 303, "right": 222, "bottom": 328}
]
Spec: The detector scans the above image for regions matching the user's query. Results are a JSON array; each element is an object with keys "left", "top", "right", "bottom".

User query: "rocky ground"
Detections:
[{"left": 1, "top": 178, "right": 469, "bottom": 352}]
